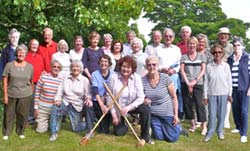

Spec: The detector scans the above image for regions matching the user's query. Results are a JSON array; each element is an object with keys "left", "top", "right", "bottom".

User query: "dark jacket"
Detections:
[
  {"left": 0, "top": 44, "right": 16, "bottom": 79},
  {"left": 227, "top": 51, "right": 250, "bottom": 91}
]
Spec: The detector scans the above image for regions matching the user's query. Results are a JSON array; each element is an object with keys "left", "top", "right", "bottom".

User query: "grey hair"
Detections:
[
  {"left": 8, "top": 28, "right": 20, "bottom": 39},
  {"left": 180, "top": 25, "right": 192, "bottom": 33},
  {"left": 131, "top": 37, "right": 143, "bottom": 51},
  {"left": 16, "top": 43, "right": 28, "bottom": 55},
  {"left": 145, "top": 55, "right": 159, "bottom": 65},
  {"left": 50, "top": 60, "right": 62, "bottom": 71},
  {"left": 152, "top": 30, "right": 162, "bottom": 37},
  {"left": 233, "top": 36, "right": 245, "bottom": 47},
  {"left": 126, "top": 30, "right": 136, "bottom": 37},
  {"left": 43, "top": 27, "right": 53, "bottom": 35},
  {"left": 70, "top": 60, "right": 84, "bottom": 73},
  {"left": 196, "top": 33, "right": 209, "bottom": 48},
  {"left": 163, "top": 28, "right": 175, "bottom": 37},
  {"left": 103, "top": 33, "right": 113, "bottom": 40},
  {"left": 57, "top": 39, "right": 69, "bottom": 52}
]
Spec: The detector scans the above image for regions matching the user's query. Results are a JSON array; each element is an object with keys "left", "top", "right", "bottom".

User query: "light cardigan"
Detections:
[
  {"left": 107, "top": 72, "right": 145, "bottom": 114},
  {"left": 204, "top": 61, "right": 232, "bottom": 99}
]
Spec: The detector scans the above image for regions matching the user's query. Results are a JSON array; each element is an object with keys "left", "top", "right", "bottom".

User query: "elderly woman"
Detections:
[
  {"left": 227, "top": 37, "right": 250, "bottom": 143},
  {"left": 92, "top": 55, "right": 113, "bottom": 133},
  {"left": 111, "top": 40, "right": 124, "bottom": 72},
  {"left": 25, "top": 39, "right": 45, "bottom": 124},
  {"left": 196, "top": 33, "right": 213, "bottom": 64},
  {"left": 69, "top": 35, "right": 85, "bottom": 61},
  {"left": 2, "top": 44, "right": 34, "bottom": 140},
  {"left": 82, "top": 31, "right": 104, "bottom": 81},
  {"left": 130, "top": 37, "right": 148, "bottom": 76},
  {"left": 52, "top": 39, "right": 71, "bottom": 77},
  {"left": 34, "top": 60, "right": 63, "bottom": 133},
  {"left": 49, "top": 60, "right": 93, "bottom": 141},
  {"left": 142, "top": 56, "right": 181, "bottom": 142},
  {"left": 203, "top": 44, "right": 232, "bottom": 142},
  {"left": 180, "top": 37, "right": 207, "bottom": 134},
  {"left": 107, "top": 55, "right": 153, "bottom": 144},
  {"left": 102, "top": 33, "right": 113, "bottom": 54}
]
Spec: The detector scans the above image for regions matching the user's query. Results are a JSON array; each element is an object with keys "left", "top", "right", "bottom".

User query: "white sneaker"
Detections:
[
  {"left": 19, "top": 135, "right": 25, "bottom": 139},
  {"left": 231, "top": 129, "right": 240, "bottom": 133},
  {"left": 241, "top": 136, "right": 247, "bottom": 143},
  {"left": 2, "top": 136, "right": 8, "bottom": 140},
  {"left": 49, "top": 134, "right": 58, "bottom": 141},
  {"left": 224, "top": 122, "right": 230, "bottom": 129}
]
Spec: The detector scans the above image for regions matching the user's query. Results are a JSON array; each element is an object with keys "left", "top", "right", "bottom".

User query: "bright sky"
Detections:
[{"left": 133, "top": 0, "right": 250, "bottom": 42}]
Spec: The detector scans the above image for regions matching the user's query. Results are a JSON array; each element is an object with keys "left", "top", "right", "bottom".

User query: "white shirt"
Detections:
[
  {"left": 69, "top": 48, "right": 84, "bottom": 61},
  {"left": 145, "top": 43, "right": 164, "bottom": 56},
  {"left": 52, "top": 51, "right": 71, "bottom": 77}
]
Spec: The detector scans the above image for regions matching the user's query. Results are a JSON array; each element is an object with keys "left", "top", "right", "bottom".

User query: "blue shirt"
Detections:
[{"left": 0, "top": 44, "right": 16, "bottom": 79}]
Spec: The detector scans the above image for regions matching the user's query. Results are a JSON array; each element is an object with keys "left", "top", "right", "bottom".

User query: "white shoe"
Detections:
[
  {"left": 231, "top": 129, "right": 240, "bottom": 133},
  {"left": 241, "top": 136, "right": 247, "bottom": 143},
  {"left": 201, "top": 128, "right": 207, "bottom": 136},
  {"left": 2, "top": 136, "right": 8, "bottom": 140},
  {"left": 224, "top": 122, "right": 230, "bottom": 129},
  {"left": 19, "top": 135, "right": 25, "bottom": 139},
  {"left": 49, "top": 134, "right": 58, "bottom": 141}
]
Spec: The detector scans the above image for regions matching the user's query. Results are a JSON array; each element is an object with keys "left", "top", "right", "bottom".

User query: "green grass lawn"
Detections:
[{"left": 1, "top": 103, "right": 250, "bottom": 151}]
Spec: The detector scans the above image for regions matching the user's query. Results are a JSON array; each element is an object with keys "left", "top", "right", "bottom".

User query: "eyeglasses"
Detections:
[
  {"left": 53, "top": 66, "right": 61, "bottom": 69},
  {"left": 233, "top": 44, "right": 241, "bottom": 47},
  {"left": 213, "top": 51, "right": 223, "bottom": 54},
  {"left": 165, "top": 35, "right": 173, "bottom": 38},
  {"left": 147, "top": 63, "right": 157, "bottom": 67}
]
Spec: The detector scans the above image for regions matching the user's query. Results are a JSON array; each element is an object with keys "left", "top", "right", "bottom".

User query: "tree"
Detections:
[
  {"left": 144, "top": 0, "right": 250, "bottom": 50},
  {"left": 0, "top": 0, "right": 154, "bottom": 49}
]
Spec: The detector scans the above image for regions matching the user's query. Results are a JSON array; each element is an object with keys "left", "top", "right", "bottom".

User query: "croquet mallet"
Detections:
[
  {"left": 103, "top": 83, "right": 145, "bottom": 147},
  {"left": 80, "top": 84, "right": 127, "bottom": 146}
]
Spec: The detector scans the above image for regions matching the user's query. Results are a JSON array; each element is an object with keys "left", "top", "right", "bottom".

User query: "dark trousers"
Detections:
[
  {"left": 114, "top": 104, "right": 151, "bottom": 142},
  {"left": 2, "top": 95, "right": 32, "bottom": 136},
  {"left": 93, "top": 101, "right": 112, "bottom": 134},
  {"left": 181, "top": 83, "right": 206, "bottom": 122}
]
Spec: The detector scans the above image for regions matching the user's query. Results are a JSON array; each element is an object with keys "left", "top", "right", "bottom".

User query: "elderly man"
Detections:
[
  {"left": 177, "top": 25, "right": 192, "bottom": 55},
  {"left": 156, "top": 28, "right": 183, "bottom": 119},
  {"left": 123, "top": 30, "right": 136, "bottom": 56},
  {"left": 38, "top": 27, "right": 57, "bottom": 72},
  {"left": 215, "top": 27, "right": 234, "bottom": 129},
  {"left": 0, "top": 28, "right": 20, "bottom": 79},
  {"left": 145, "top": 30, "right": 164, "bottom": 56}
]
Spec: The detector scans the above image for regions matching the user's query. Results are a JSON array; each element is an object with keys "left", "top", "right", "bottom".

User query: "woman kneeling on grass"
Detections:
[
  {"left": 49, "top": 60, "right": 93, "bottom": 141},
  {"left": 142, "top": 56, "right": 187, "bottom": 142},
  {"left": 34, "top": 60, "right": 63, "bottom": 133}
]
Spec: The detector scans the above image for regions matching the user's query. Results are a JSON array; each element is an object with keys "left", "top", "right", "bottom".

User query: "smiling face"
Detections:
[
  {"left": 181, "top": 28, "right": 191, "bottom": 41},
  {"left": 164, "top": 30, "right": 174, "bottom": 46},
  {"left": 120, "top": 62, "right": 133, "bottom": 78},
  {"left": 58, "top": 42, "right": 68, "bottom": 53},
  {"left": 90, "top": 36, "right": 99, "bottom": 48},
  {"left": 132, "top": 40, "right": 141, "bottom": 53},
  {"left": 212, "top": 47, "right": 224, "bottom": 62},
  {"left": 51, "top": 62, "right": 62, "bottom": 76},
  {"left": 218, "top": 33, "right": 229, "bottom": 44},
  {"left": 99, "top": 57, "right": 110, "bottom": 71},
  {"left": 146, "top": 59, "right": 159, "bottom": 75},
  {"left": 71, "top": 63, "right": 81, "bottom": 77},
  {"left": 43, "top": 30, "right": 53, "bottom": 44},
  {"left": 197, "top": 38, "right": 206, "bottom": 51},
  {"left": 104, "top": 36, "right": 112, "bottom": 46},
  {"left": 113, "top": 42, "right": 122, "bottom": 53},
  {"left": 74, "top": 37, "right": 83, "bottom": 49},
  {"left": 29, "top": 40, "right": 39, "bottom": 52},
  {"left": 152, "top": 31, "right": 162, "bottom": 45},
  {"left": 16, "top": 49, "right": 26, "bottom": 61}
]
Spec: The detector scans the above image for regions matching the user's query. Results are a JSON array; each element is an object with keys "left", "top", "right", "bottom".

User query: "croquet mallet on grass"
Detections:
[
  {"left": 103, "top": 83, "right": 145, "bottom": 147},
  {"left": 80, "top": 84, "right": 127, "bottom": 146}
]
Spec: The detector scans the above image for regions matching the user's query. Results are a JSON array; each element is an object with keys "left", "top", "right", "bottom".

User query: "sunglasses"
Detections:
[
  {"left": 213, "top": 51, "right": 223, "bottom": 54},
  {"left": 147, "top": 63, "right": 157, "bottom": 67},
  {"left": 53, "top": 66, "right": 61, "bottom": 69},
  {"left": 165, "top": 35, "right": 173, "bottom": 38}
]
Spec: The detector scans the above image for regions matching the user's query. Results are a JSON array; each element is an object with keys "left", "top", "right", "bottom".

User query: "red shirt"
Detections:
[
  {"left": 177, "top": 41, "right": 188, "bottom": 55},
  {"left": 25, "top": 51, "right": 45, "bottom": 83},
  {"left": 38, "top": 41, "right": 57, "bottom": 72}
]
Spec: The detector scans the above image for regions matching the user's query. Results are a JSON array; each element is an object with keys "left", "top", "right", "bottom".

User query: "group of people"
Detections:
[{"left": 0, "top": 25, "right": 249, "bottom": 145}]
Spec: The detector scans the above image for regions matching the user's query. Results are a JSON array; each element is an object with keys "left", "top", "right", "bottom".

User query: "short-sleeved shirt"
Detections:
[
  {"left": 3, "top": 61, "right": 33, "bottom": 98},
  {"left": 180, "top": 53, "right": 206, "bottom": 85},
  {"left": 142, "top": 73, "right": 173, "bottom": 116}
]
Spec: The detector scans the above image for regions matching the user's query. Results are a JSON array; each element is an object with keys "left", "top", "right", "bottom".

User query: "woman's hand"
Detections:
[
  {"left": 34, "top": 109, "right": 39, "bottom": 118},
  {"left": 3, "top": 95, "right": 8, "bottom": 105},
  {"left": 84, "top": 98, "right": 93, "bottom": 107},
  {"left": 54, "top": 100, "right": 61, "bottom": 106},
  {"left": 172, "top": 114, "right": 179, "bottom": 126},
  {"left": 101, "top": 105, "right": 109, "bottom": 114},
  {"left": 121, "top": 106, "right": 130, "bottom": 117},
  {"left": 112, "top": 113, "right": 119, "bottom": 126},
  {"left": 144, "top": 98, "right": 151, "bottom": 106},
  {"left": 227, "top": 96, "right": 233, "bottom": 103}
]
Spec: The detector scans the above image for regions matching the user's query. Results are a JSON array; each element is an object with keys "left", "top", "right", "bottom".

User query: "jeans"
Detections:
[
  {"left": 151, "top": 115, "right": 180, "bottom": 142},
  {"left": 206, "top": 95, "right": 227, "bottom": 138},
  {"left": 50, "top": 102, "right": 93, "bottom": 135},
  {"left": 232, "top": 88, "right": 249, "bottom": 136}
]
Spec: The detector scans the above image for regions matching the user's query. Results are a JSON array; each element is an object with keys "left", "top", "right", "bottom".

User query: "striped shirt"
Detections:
[
  {"left": 232, "top": 61, "right": 239, "bottom": 87},
  {"left": 34, "top": 73, "right": 63, "bottom": 109},
  {"left": 142, "top": 73, "right": 173, "bottom": 116}
]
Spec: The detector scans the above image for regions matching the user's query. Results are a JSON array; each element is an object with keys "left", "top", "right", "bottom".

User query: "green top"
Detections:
[{"left": 3, "top": 61, "right": 33, "bottom": 98}]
